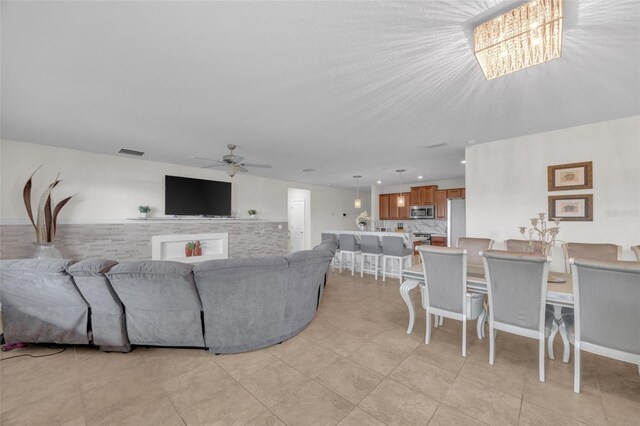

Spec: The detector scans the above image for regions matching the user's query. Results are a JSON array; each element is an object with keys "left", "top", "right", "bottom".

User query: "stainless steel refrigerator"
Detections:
[{"left": 447, "top": 198, "right": 466, "bottom": 247}]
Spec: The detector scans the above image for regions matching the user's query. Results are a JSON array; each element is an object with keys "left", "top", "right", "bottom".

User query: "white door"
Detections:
[{"left": 290, "top": 199, "right": 305, "bottom": 251}]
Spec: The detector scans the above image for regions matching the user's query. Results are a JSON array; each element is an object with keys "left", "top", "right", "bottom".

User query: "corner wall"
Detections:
[{"left": 465, "top": 115, "right": 640, "bottom": 269}]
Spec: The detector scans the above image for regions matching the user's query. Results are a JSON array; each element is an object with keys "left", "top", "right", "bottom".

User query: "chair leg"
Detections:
[
  {"left": 559, "top": 320, "right": 570, "bottom": 363},
  {"left": 351, "top": 253, "right": 355, "bottom": 276},
  {"left": 477, "top": 308, "right": 485, "bottom": 339},
  {"left": 382, "top": 257, "right": 386, "bottom": 282},
  {"left": 339, "top": 252, "right": 344, "bottom": 274},
  {"left": 489, "top": 323, "right": 495, "bottom": 365},
  {"left": 574, "top": 346, "right": 581, "bottom": 393},
  {"left": 462, "top": 318, "right": 467, "bottom": 357},
  {"left": 398, "top": 257, "right": 403, "bottom": 284},
  {"left": 425, "top": 308, "right": 431, "bottom": 344},
  {"left": 439, "top": 316, "right": 444, "bottom": 326},
  {"left": 360, "top": 254, "right": 365, "bottom": 278},
  {"left": 539, "top": 335, "right": 545, "bottom": 382},
  {"left": 547, "top": 320, "right": 558, "bottom": 360},
  {"left": 374, "top": 256, "right": 379, "bottom": 280}
]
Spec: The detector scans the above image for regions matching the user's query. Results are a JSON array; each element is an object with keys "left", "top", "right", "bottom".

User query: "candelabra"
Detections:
[{"left": 519, "top": 213, "right": 561, "bottom": 256}]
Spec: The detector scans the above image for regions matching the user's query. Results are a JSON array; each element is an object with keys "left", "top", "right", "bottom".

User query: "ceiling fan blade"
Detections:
[
  {"left": 192, "top": 156, "right": 220, "bottom": 162},
  {"left": 236, "top": 165, "right": 249, "bottom": 173},
  {"left": 202, "top": 164, "right": 227, "bottom": 169},
  {"left": 242, "top": 163, "right": 272, "bottom": 169},
  {"left": 223, "top": 154, "right": 245, "bottom": 163}
]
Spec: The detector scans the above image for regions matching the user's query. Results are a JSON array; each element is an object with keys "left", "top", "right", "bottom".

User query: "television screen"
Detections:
[{"left": 165, "top": 175, "right": 232, "bottom": 216}]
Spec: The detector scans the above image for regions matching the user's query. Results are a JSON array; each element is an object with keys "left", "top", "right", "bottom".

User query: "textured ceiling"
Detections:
[{"left": 2, "top": 1, "right": 639, "bottom": 188}]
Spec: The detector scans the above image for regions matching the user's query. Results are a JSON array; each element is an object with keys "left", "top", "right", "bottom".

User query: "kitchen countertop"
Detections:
[{"left": 325, "top": 230, "right": 429, "bottom": 247}]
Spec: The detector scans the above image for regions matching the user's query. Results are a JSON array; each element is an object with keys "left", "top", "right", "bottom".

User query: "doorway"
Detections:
[{"left": 288, "top": 188, "right": 311, "bottom": 251}]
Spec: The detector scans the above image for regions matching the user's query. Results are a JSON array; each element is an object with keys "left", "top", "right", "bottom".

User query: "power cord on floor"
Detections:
[{"left": 0, "top": 345, "right": 66, "bottom": 361}]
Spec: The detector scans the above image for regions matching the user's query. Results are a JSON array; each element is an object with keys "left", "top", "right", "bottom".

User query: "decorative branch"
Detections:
[{"left": 23, "top": 168, "right": 72, "bottom": 243}]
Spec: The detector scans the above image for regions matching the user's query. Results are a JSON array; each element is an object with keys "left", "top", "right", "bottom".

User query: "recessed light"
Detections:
[
  {"left": 417, "top": 176, "right": 423, "bottom": 179},
  {"left": 461, "top": 160, "right": 466, "bottom": 164},
  {"left": 377, "top": 180, "right": 382, "bottom": 184}
]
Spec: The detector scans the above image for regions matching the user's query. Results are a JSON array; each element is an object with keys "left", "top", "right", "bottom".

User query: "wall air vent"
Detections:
[
  {"left": 118, "top": 148, "right": 145, "bottom": 156},
  {"left": 423, "top": 142, "right": 447, "bottom": 149}
]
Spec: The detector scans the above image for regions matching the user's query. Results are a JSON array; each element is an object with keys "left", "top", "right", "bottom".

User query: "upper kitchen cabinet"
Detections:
[
  {"left": 447, "top": 188, "right": 465, "bottom": 199},
  {"left": 435, "top": 187, "right": 466, "bottom": 220},
  {"left": 379, "top": 194, "right": 390, "bottom": 220},
  {"left": 435, "top": 190, "right": 447, "bottom": 219},
  {"left": 379, "top": 192, "right": 411, "bottom": 220},
  {"left": 410, "top": 185, "right": 437, "bottom": 205}
]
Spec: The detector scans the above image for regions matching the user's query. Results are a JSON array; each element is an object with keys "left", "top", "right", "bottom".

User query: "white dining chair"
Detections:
[
  {"left": 632, "top": 245, "right": 640, "bottom": 261},
  {"left": 568, "top": 258, "right": 640, "bottom": 393},
  {"left": 481, "top": 250, "right": 555, "bottom": 382},
  {"left": 417, "top": 246, "right": 470, "bottom": 357},
  {"left": 457, "top": 237, "right": 494, "bottom": 338},
  {"left": 382, "top": 236, "right": 413, "bottom": 283},
  {"left": 557, "top": 242, "right": 623, "bottom": 363},
  {"left": 360, "top": 235, "right": 383, "bottom": 280}
]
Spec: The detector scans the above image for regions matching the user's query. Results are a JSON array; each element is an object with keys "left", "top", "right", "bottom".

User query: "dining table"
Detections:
[{"left": 400, "top": 263, "right": 574, "bottom": 343}]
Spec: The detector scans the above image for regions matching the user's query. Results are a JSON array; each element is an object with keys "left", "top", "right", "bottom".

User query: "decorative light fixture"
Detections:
[
  {"left": 474, "top": 0, "right": 563, "bottom": 80},
  {"left": 377, "top": 180, "right": 382, "bottom": 184},
  {"left": 227, "top": 165, "right": 240, "bottom": 177},
  {"left": 353, "top": 175, "right": 362, "bottom": 208},
  {"left": 396, "top": 170, "right": 406, "bottom": 207}
]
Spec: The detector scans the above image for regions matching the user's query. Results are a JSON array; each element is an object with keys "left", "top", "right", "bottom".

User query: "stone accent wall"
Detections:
[{"left": 0, "top": 221, "right": 289, "bottom": 261}]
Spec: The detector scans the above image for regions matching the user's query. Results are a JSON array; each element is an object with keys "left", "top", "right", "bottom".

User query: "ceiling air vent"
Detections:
[
  {"left": 118, "top": 148, "right": 145, "bottom": 156},
  {"left": 423, "top": 142, "right": 447, "bottom": 149}
]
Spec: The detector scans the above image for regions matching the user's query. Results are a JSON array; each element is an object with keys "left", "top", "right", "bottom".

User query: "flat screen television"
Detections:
[{"left": 165, "top": 175, "right": 232, "bottom": 216}]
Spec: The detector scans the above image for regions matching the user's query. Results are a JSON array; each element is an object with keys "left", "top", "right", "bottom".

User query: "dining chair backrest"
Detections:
[
  {"left": 360, "top": 235, "right": 382, "bottom": 254},
  {"left": 417, "top": 246, "right": 466, "bottom": 314},
  {"left": 562, "top": 243, "right": 622, "bottom": 273},
  {"left": 382, "top": 236, "right": 406, "bottom": 257},
  {"left": 457, "top": 238, "right": 494, "bottom": 266},
  {"left": 481, "top": 250, "right": 549, "bottom": 332},
  {"left": 632, "top": 245, "right": 640, "bottom": 261},
  {"left": 570, "top": 258, "right": 640, "bottom": 355},
  {"left": 339, "top": 234, "right": 359, "bottom": 252},
  {"left": 505, "top": 239, "right": 544, "bottom": 254}
]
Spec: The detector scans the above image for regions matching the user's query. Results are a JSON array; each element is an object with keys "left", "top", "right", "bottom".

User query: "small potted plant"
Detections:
[
  {"left": 138, "top": 205, "right": 151, "bottom": 219},
  {"left": 248, "top": 209, "right": 257, "bottom": 219}
]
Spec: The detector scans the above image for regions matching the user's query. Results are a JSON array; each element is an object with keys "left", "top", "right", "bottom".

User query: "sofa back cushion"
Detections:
[
  {"left": 194, "top": 256, "right": 290, "bottom": 352},
  {"left": 106, "top": 261, "right": 204, "bottom": 347},
  {"left": 0, "top": 259, "right": 90, "bottom": 344}
]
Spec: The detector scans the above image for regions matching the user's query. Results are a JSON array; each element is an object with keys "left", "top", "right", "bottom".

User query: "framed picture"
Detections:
[
  {"left": 548, "top": 194, "right": 593, "bottom": 222},
  {"left": 547, "top": 161, "right": 593, "bottom": 191}
]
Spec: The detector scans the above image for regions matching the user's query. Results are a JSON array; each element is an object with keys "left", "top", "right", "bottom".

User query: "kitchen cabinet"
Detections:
[
  {"left": 435, "top": 190, "right": 447, "bottom": 220},
  {"left": 447, "top": 188, "right": 465, "bottom": 199},
  {"left": 431, "top": 236, "right": 447, "bottom": 247},
  {"left": 378, "top": 192, "right": 411, "bottom": 220},
  {"left": 379, "top": 194, "right": 389, "bottom": 220},
  {"left": 410, "top": 185, "right": 436, "bottom": 205}
]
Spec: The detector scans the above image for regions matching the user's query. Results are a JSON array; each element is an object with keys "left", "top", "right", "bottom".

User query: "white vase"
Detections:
[
  {"left": 250, "top": 214, "right": 256, "bottom": 219},
  {"left": 32, "top": 242, "right": 63, "bottom": 259},
  {"left": 358, "top": 224, "right": 366, "bottom": 231},
  {"left": 139, "top": 212, "right": 150, "bottom": 219}
]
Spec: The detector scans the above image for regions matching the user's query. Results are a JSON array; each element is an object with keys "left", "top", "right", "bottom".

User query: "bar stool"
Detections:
[
  {"left": 339, "top": 234, "right": 361, "bottom": 276},
  {"left": 360, "top": 235, "right": 383, "bottom": 280},
  {"left": 382, "top": 236, "right": 413, "bottom": 282}
]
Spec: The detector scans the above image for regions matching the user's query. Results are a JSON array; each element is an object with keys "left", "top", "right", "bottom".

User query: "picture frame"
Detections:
[
  {"left": 547, "top": 161, "right": 593, "bottom": 191},
  {"left": 548, "top": 194, "right": 593, "bottom": 222}
]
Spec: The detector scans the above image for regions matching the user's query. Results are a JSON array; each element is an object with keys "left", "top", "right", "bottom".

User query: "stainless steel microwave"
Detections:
[{"left": 410, "top": 205, "right": 435, "bottom": 219}]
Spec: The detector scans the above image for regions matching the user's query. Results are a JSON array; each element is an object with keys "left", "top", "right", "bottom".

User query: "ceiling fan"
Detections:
[{"left": 193, "top": 144, "right": 272, "bottom": 177}]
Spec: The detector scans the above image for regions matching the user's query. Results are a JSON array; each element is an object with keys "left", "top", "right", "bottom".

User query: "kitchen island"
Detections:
[{"left": 324, "top": 230, "right": 429, "bottom": 247}]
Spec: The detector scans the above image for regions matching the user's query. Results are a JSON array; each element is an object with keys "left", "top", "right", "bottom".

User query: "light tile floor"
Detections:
[{"left": 1, "top": 272, "right": 639, "bottom": 425}]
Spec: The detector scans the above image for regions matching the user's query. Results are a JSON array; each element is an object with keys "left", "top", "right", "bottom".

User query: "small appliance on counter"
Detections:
[
  {"left": 395, "top": 222, "right": 404, "bottom": 232},
  {"left": 410, "top": 205, "right": 435, "bottom": 219}
]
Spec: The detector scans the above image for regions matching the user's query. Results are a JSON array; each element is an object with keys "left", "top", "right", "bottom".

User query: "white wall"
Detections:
[
  {"left": 0, "top": 139, "right": 369, "bottom": 246},
  {"left": 466, "top": 115, "right": 640, "bottom": 269}
]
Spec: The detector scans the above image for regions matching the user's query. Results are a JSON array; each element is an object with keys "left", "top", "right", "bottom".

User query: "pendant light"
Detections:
[
  {"left": 353, "top": 175, "right": 362, "bottom": 208},
  {"left": 396, "top": 169, "right": 406, "bottom": 207}
]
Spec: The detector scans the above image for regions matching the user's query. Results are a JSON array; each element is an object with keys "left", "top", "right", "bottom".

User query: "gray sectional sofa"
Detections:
[{"left": 0, "top": 240, "right": 338, "bottom": 354}]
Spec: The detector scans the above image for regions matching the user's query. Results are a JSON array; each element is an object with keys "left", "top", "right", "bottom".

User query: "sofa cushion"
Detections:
[
  {"left": 195, "top": 256, "right": 288, "bottom": 273},
  {"left": 107, "top": 260, "right": 193, "bottom": 279},
  {"left": 1, "top": 258, "right": 76, "bottom": 275},
  {"left": 68, "top": 258, "right": 118, "bottom": 277}
]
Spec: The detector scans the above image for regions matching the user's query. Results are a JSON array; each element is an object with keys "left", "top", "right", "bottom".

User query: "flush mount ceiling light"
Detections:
[
  {"left": 474, "top": 0, "right": 563, "bottom": 80},
  {"left": 353, "top": 175, "right": 362, "bottom": 209}
]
